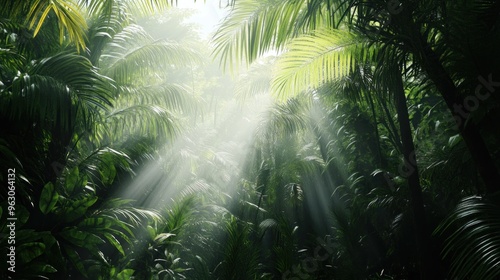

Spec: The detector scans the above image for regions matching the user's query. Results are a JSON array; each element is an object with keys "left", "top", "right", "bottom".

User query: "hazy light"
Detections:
[
  {"left": 119, "top": 94, "right": 273, "bottom": 209},
  {"left": 176, "top": 0, "right": 228, "bottom": 38}
]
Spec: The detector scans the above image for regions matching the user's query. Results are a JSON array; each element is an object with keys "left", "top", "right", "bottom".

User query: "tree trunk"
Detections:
[
  {"left": 393, "top": 67, "right": 441, "bottom": 279},
  {"left": 397, "top": 14, "right": 500, "bottom": 193},
  {"left": 420, "top": 46, "right": 499, "bottom": 194}
]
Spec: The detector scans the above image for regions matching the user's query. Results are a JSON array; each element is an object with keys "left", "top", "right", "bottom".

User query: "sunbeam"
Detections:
[
  {"left": 119, "top": 93, "right": 272, "bottom": 210},
  {"left": 2, "top": 0, "right": 497, "bottom": 279}
]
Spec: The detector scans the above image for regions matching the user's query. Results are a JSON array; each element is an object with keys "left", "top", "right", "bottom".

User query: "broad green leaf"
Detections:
[
  {"left": 17, "top": 242, "right": 46, "bottom": 263},
  {"left": 39, "top": 182, "right": 59, "bottom": 214},
  {"left": 40, "top": 233, "right": 58, "bottom": 250},
  {"left": 104, "top": 233, "right": 125, "bottom": 256},
  {"left": 78, "top": 217, "right": 112, "bottom": 229},
  {"left": 64, "top": 247, "right": 87, "bottom": 277},
  {"left": 60, "top": 228, "right": 104, "bottom": 248},
  {"left": 448, "top": 134, "right": 460, "bottom": 147},
  {"left": 16, "top": 205, "right": 30, "bottom": 226},
  {"left": 65, "top": 167, "right": 80, "bottom": 194},
  {"left": 60, "top": 228, "right": 87, "bottom": 247},
  {"left": 14, "top": 229, "right": 39, "bottom": 243},
  {"left": 63, "top": 196, "right": 98, "bottom": 222},
  {"left": 115, "top": 269, "right": 135, "bottom": 280},
  {"left": 100, "top": 162, "right": 117, "bottom": 185}
]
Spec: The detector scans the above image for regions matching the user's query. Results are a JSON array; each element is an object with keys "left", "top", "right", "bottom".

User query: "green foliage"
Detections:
[
  {"left": 436, "top": 196, "right": 500, "bottom": 280},
  {"left": 1, "top": 0, "right": 499, "bottom": 279},
  {"left": 272, "top": 28, "right": 373, "bottom": 98},
  {"left": 212, "top": 0, "right": 305, "bottom": 71},
  {"left": 39, "top": 182, "right": 59, "bottom": 214},
  {"left": 27, "top": 0, "right": 88, "bottom": 51}
]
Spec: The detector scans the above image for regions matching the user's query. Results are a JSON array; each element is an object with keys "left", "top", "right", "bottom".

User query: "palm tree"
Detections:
[
  {"left": 212, "top": 1, "right": 500, "bottom": 278},
  {"left": 0, "top": 1, "right": 201, "bottom": 278},
  {"left": 0, "top": 0, "right": 174, "bottom": 52},
  {"left": 212, "top": 0, "right": 500, "bottom": 194}
]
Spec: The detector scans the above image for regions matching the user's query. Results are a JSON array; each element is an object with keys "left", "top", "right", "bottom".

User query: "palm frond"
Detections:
[
  {"left": 2, "top": 53, "right": 112, "bottom": 130},
  {"left": 162, "top": 195, "right": 198, "bottom": 234},
  {"left": 215, "top": 216, "right": 259, "bottom": 279},
  {"left": 27, "top": 0, "right": 88, "bottom": 51},
  {"left": 97, "top": 198, "right": 163, "bottom": 226},
  {"left": 0, "top": 44, "right": 26, "bottom": 76},
  {"left": 100, "top": 24, "right": 201, "bottom": 83},
  {"left": 79, "top": 0, "right": 170, "bottom": 17},
  {"left": 100, "top": 104, "right": 179, "bottom": 141},
  {"left": 256, "top": 96, "right": 311, "bottom": 141},
  {"left": 0, "top": 14, "right": 61, "bottom": 58},
  {"left": 435, "top": 196, "right": 500, "bottom": 280},
  {"left": 212, "top": 0, "right": 305, "bottom": 71},
  {"left": 272, "top": 28, "right": 374, "bottom": 99},
  {"left": 85, "top": 0, "right": 131, "bottom": 65},
  {"left": 235, "top": 55, "right": 276, "bottom": 100},
  {"left": 118, "top": 83, "right": 198, "bottom": 114}
]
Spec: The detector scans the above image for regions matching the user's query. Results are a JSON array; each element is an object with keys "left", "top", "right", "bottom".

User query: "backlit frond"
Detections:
[
  {"left": 272, "top": 28, "right": 375, "bottom": 99},
  {"left": 212, "top": 0, "right": 305, "bottom": 71},
  {"left": 100, "top": 104, "right": 179, "bottom": 141},
  {"left": 256, "top": 96, "right": 311, "bottom": 140},
  {"left": 118, "top": 83, "right": 198, "bottom": 114},
  {"left": 28, "top": 0, "right": 88, "bottom": 51},
  {"left": 79, "top": 0, "right": 170, "bottom": 17},
  {"left": 235, "top": 56, "right": 276, "bottom": 100},
  {"left": 100, "top": 24, "right": 201, "bottom": 83}
]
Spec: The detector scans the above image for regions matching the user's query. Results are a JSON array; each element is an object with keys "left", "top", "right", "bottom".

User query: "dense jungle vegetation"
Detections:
[{"left": 1, "top": 0, "right": 500, "bottom": 279}]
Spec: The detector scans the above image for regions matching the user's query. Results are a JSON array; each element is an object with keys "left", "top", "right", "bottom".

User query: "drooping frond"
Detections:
[
  {"left": 2, "top": 53, "right": 112, "bottom": 131},
  {"left": 256, "top": 96, "right": 311, "bottom": 141},
  {"left": 212, "top": 0, "right": 305, "bottom": 71},
  {"left": 27, "top": 0, "right": 88, "bottom": 51},
  {"left": 79, "top": 0, "right": 170, "bottom": 17},
  {"left": 118, "top": 83, "right": 198, "bottom": 114},
  {"left": 99, "top": 104, "right": 179, "bottom": 141},
  {"left": 0, "top": 47, "right": 25, "bottom": 77},
  {"left": 97, "top": 198, "right": 163, "bottom": 226},
  {"left": 436, "top": 196, "right": 500, "bottom": 280},
  {"left": 235, "top": 55, "right": 276, "bottom": 100},
  {"left": 100, "top": 24, "right": 201, "bottom": 84},
  {"left": 85, "top": 0, "right": 131, "bottom": 65},
  {"left": 272, "top": 28, "right": 375, "bottom": 99}
]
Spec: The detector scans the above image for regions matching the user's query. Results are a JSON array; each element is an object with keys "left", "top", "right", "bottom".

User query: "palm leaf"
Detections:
[
  {"left": 97, "top": 198, "right": 163, "bottom": 226},
  {"left": 79, "top": 0, "right": 171, "bottom": 17},
  {"left": 2, "top": 53, "right": 112, "bottom": 130},
  {"left": 212, "top": 0, "right": 305, "bottom": 71},
  {"left": 435, "top": 196, "right": 500, "bottom": 280},
  {"left": 100, "top": 24, "right": 201, "bottom": 84},
  {"left": 235, "top": 56, "right": 276, "bottom": 100},
  {"left": 256, "top": 96, "right": 311, "bottom": 141},
  {"left": 27, "top": 0, "right": 88, "bottom": 51},
  {"left": 85, "top": 0, "right": 131, "bottom": 65},
  {"left": 100, "top": 104, "right": 179, "bottom": 141},
  {"left": 117, "top": 83, "right": 198, "bottom": 114},
  {"left": 272, "top": 28, "right": 374, "bottom": 98}
]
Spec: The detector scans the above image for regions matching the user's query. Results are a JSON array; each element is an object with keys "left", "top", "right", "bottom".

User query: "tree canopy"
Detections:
[{"left": 1, "top": 0, "right": 500, "bottom": 279}]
